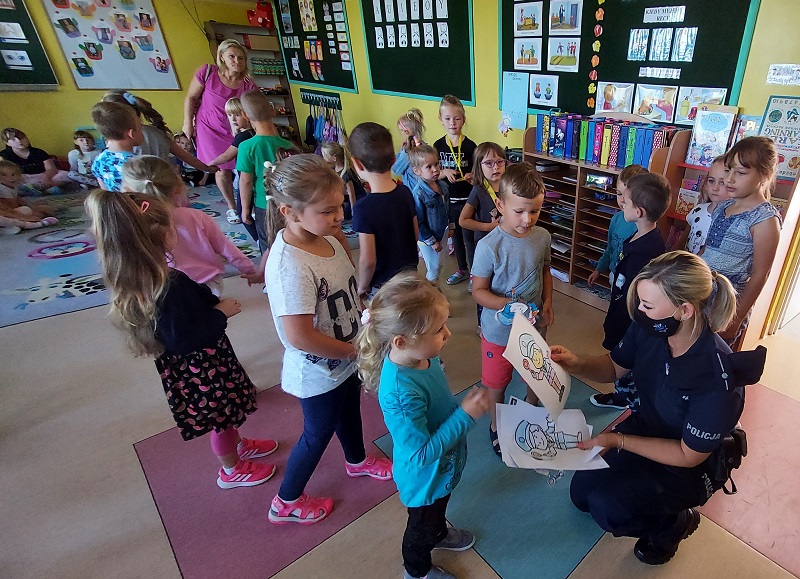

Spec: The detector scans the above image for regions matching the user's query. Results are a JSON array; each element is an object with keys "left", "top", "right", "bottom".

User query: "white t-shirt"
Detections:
[
  {"left": 686, "top": 202, "right": 713, "bottom": 255},
  {"left": 68, "top": 148, "right": 101, "bottom": 175},
  {"left": 265, "top": 232, "right": 362, "bottom": 398}
]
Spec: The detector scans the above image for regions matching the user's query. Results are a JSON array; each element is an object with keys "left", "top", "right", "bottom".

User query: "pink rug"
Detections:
[
  {"left": 699, "top": 384, "right": 800, "bottom": 576},
  {"left": 134, "top": 386, "right": 395, "bottom": 578}
]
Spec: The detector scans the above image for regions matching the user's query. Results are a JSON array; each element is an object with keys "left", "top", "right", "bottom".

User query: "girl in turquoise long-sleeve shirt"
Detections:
[{"left": 357, "top": 272, "right": 490, "bottom": 579}]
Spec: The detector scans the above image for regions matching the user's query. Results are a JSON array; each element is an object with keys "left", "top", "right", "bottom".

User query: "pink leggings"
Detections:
[{"left": 209, "top": 426, "right": 239, "bottom": 457}]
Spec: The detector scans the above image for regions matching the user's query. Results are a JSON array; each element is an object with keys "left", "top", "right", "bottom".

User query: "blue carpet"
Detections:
[
  {"left": 0, "top": 186, "right": 259, "bottom": 328},
  {"left": 375, "top": 374, "right": 623, "bottom": 579}
]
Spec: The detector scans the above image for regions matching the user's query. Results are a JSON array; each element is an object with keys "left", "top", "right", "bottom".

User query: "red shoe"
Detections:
[
  {"left": 268, "top": 494, "right": 334, "bottom": 525},
  {"left": 238, "top": 437, "right": 279, "bottom": 460},
  {"left": 217, "top": 459, "right": 276, "bottom": 489},
  {"left": 345, "top": 456, "right": 393, "bottom": 480}
]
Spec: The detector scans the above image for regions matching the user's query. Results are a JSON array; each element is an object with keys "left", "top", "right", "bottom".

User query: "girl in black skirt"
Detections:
[{"left": 86, "top": 190, "right": 277, "bottom": 489}]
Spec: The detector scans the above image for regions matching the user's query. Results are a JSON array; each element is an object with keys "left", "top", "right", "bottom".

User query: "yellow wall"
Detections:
[{"left": 3, "top": 0, "right": 799, "bottom": 158}]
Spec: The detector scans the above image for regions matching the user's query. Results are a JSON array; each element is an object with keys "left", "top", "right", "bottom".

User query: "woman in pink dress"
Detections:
[{"left": 183, "top": 39, "right": 256, "bottom": 224}]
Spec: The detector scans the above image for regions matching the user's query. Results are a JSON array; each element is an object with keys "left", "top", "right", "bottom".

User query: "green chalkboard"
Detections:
[
  {"left": 359, "top": 0, "right": 474, "bottom": 104},
  {"left": 500, "top": 0, "right": 758, "bottom": 117},
  {"left": 0, "top": 0, "right": 58, "bottom": 90},
  {"left": 275, "top": 0, "right": 357, "bottom": 92}
]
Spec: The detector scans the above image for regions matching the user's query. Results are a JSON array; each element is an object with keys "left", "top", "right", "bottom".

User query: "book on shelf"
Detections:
[
  {"left": 675, "top": 188, "right": 700, "bottom": 216},
  {"left": 732, "top": 114, "right": 762, "bottom": 145},
  {"left": 685, "top": 104, "right": 739, "bottom": 167}
]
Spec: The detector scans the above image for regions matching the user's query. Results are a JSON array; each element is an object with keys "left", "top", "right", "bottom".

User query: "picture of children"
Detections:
[
  {"left": 134, "top": 35, "right": 154, "bottom": 51},
  {"left": 114, "top": 13, "right": 131, "bottom": 32},
  {"left": 72, "top": 57, "right": 93, "bottom": 77},
  {"left": 594, "top": 81, "right": 633, "bottom": 114},
  {"left": 117, "top": 40, "right": 135, "bottom": 60},
  {"left": 515, "top": 2, "right": 543, "bottom": 37},
  {"left": 79, "top": 42, "right": 103, "bottom": 61},
  {"left": 138, "top": 12, "right": 154, "bottom": 31},
  {"left": 57, "top": 18, "right": 80, "bottom": 38},
  {"left": 514, "top": 38, "right": 542, "bottom": 71},
  {"left": 92, "top": 26, "right": 114, "bottom": 44},
  {"left": 298, "top": 0, "right": 318, "bottom": 32},
  {"left": 547, "top": 37, "right": 579, "bottom": 72}
]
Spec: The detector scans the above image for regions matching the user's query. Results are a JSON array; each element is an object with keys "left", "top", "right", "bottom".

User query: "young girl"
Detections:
[
  {"left": 680, "top": 157, "right": 728, "bottom": 254},
  {"left": 392, "top": 108, "right": 426, "bottom": 190},
  {"left": 0, "top": 160, "right": 58, "bottom": 233},
  {"left": 102, "top": 90, "right": 217, "bottom": 179},
  {"left": 409, "top": 143, "right": 450, "bottom": 284},
  {"left": 67, "top": 130, "right": 100, "bottom": 188},
  {"left": 121, "top": 155, "right": 258, "bottom": 295},
  {"left": 321, "top": 140, "right": 366, "bottom": 220},
  {"left": 356, "top": 272, "right": 490, "bottom": 579},
  {"left": 458, "top": 143, "right": 507, "bottom": 262},
  {"left": 471, "top": 162, "right": 554, "bottom": 457},
  {"left": 264, "top": 154, "right": 392, "bottom": 525},
  {"left": 701, "top": 136, "right": 782, "bottom": 345},
  {"left": 85, "top": 190, "right": 277, "bottom": 489},
  {"left": 434, "top": 96, "right": 477, "bottom": 286}
]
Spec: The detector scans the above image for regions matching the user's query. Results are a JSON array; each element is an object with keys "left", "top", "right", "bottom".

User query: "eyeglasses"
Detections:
[{"left": 481, "top": 159, "right": 507, "bottom": 169}]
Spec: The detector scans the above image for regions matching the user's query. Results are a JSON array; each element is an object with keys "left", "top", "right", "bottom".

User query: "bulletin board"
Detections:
[
  {"left": 500, "top": 0, "right": 759, "bottom": 119},
  {"left": 0, "top": 0, "right": 58, "bottom": 90},
  {"left": 275, "top": 0, "right": 357, "bottom": 92},
  {"left": 359, "top": 0, "right": 474, "bottom": 104},
  {"left": 42, "top": 0, "right": 179, "bottom": 90}
]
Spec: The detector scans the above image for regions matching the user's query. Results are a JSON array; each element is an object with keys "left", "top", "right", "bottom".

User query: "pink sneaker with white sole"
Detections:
[
  {"left": 238, "top": 437, "right": 278, "bottom": 460},
  {"left": 345, "top": 456, "right": 393, "bottom": 480},
  {"left": 217, "top": 459, "right": 276, "bottom": 489},
  {"left": 268, "top": 494, "right": 334, "bottom": 525}
]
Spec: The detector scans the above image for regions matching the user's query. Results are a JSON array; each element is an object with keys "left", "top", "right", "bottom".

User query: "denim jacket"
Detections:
[
  {"left": 413, "top": 179, "right": 450, "bottom": 245},
  {"left": 392, "top": 148, "right": 420, "bottom": 191}
]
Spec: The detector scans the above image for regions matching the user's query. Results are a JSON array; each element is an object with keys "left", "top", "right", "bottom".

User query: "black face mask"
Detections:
[{"left": 634, "top": 307, "right": 681, "bottom": 338}]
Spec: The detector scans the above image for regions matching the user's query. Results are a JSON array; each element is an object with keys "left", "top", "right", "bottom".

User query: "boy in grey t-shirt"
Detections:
[{"left": 471, "top": 162, "right": 553, "bottom": 457}]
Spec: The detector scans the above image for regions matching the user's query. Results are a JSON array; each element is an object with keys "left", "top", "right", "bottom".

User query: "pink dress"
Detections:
[{"left": 193, "top": 64, "right": 256, "bottom": 171}]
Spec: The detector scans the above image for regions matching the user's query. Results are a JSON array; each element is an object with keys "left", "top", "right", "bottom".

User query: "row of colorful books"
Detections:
[{"left": 533, "top": 113, "right": 684, "bottom": 169}]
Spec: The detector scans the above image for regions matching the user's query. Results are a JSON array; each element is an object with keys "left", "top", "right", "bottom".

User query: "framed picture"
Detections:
[
  {"left": 547, "top": 37, "right": 579, "bottom": 73},
  {"left": 548, "top": 0, "right": 582, "bottom": 36},
  {"left": 514, "top": 38, "right": 542, "bottom": 71},
  {"left": 513, "top": 2, "right": 543, "bottom": 37}
]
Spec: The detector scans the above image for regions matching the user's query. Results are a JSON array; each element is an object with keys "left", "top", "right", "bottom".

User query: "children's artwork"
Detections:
[
  {"left": 685, "top": 105, "right": 739, "bottom": 167},
  {"left": 497, "top": 397, "right": 608, "bottom": 471},
  {"left": 548, "top": 0, "right": 582, "bottom": 36},
  {"left": 594, "top": 81, "right": 633, "bottom": 113},
  {"left": 675, "top": 87, "right": 727, "bottom": 124},
  {"left": 514, "top": 2, "right": 543, "bottom": 37},
  {"left": 529, "top": 73, "right": 558, "bottom": 107},
  {"left": 547, "top": 37, "right": 579, "bottom": 73},
  {"left": 671, "top": 27, "right": 697, "bottom": 62},
  {"left": 502, "top": 314, "right": 570, "bottom": 419},
  {"left": 627, "top": 28, "right": 648, "bottom": 61},
  {"left": 279, "top": 0, "right": 293, "bottom": 33},
  {"left": 649, "top": 28, "right": 673, "bottom": 61},
  {"left": 298, "top": 0, "right": 318, "bottom": 32},
  {"left": 634, "top": 84, "right": 677, "bottom": 122},
  {"left": 42, "top": 0, "right": 178, "bottom": 89},
  {"left": 514, "top": 38, "right": 542, "bottom": 71},
  {"left": 759, "top": 96, "right": 800, "bottom": 180}
]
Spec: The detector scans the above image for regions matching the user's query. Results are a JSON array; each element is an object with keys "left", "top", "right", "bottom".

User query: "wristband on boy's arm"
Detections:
[{"left": 424, "top": 236, "right": 437, "bottom": 246}]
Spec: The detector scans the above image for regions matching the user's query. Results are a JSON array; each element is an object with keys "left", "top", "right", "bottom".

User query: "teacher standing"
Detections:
[{"left": 183, "top": 39, "right": 257, "bottom": 224}]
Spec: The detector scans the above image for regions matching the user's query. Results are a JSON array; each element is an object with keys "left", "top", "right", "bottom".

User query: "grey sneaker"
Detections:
[
  {"left": 403, "top": 565, "right": 455, "bottom": 579},
  {"left": 434, "top": 527, "right": 476, "bottom": 551}
]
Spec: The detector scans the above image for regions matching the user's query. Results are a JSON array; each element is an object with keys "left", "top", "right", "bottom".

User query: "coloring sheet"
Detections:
[
  {"left": 497, "top": 397, "right": 607, "bottom": 471},
  {"left": 503, "top": 314, "right": 570, "bottom": 419}
]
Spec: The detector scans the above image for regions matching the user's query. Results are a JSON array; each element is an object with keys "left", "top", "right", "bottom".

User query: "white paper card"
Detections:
[
  {"left": 384, "top": 0, "right": 395, "bottom": 22},
  {"left": 437, "top": 22, "right": 449, "bottom": 47},
  {"left": 342, "top": 61, "right": 352, "bottom": 70},
  {"left": 396, "top": 0, "right": 408, "bottom": 21},
  {"left": 410, "top": 0, "right": 420, "bottom": 20},
  {"left": 375, "top": 27, "right": 385, "bottom": 48},
  {"left": 398, "top": 24, "right": 408, "bottom": 47},
  {"left": 386, "top": 25, "right": 396, "bottom": 47},
  {"left": 423, "top": 0, "right": 433, "bottom": 20},
  {"left": 435, "top": 0, "right": 448, "bottom": 19},
  {"left": 411, "top": 22, "right": 421, "bottom": 47},
  {"left": 332, "top": 2, "right": 343, "bottom": 11},
  {"left": 423, "top": 22, "right": 434, "bottom": 47},
  {"left": 503, "top": 314, "right": 571, "bottom": 419},
  {"left": 373, "top": 0, "right": 382, "bottom": 22}
]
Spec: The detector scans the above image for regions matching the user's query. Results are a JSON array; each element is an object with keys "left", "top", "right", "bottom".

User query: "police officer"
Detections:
[{"left": 551, "top": 251, "right": 765, "bottom": 565}]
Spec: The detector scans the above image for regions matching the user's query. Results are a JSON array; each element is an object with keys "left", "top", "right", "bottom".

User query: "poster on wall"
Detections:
[
  {"left": 634, "top": 84, "right": 677, "bottom": 122},
  {"left": 759, "top": 95, "right": 800, "bottom": 181},
  {"left": 42, "top": 0, "right": 178, "bottom": 89},
  {"left": 674, "top": 86, "right": 726, "bottom": 124},
  {"left": 594, "top": 81, "right": 633, "bottom": 113}
]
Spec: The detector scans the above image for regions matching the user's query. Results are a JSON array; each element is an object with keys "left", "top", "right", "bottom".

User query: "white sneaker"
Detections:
[{"left": 226, "top": 209, "right": 241, "bottom": 224}]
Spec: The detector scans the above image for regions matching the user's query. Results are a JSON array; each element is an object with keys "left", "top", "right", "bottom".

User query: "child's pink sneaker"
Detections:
[
  {"left": 238, "top": 437, "right": 278, "bottom": 460},
  {"left": 268, "top": 494, "right": 333, "bottom": 525},
  {"left": 217, "top": 459, "right": 276, "bottom": 489},
  {"left": 345, "top": 456, "right": 393, "bottom": 480}
]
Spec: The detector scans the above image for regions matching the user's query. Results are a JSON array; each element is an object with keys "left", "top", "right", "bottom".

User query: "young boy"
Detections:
[
  {"left": 235, "top": 89, "right": 293, "bottom": 254},
  {"left": 588, "top": 164, "right": 649, "bottom": 287},
  {"left": 591, "top": 172, "right": 670, "bottom": 410},
  {"left": 174, "top": 132, "right": 212, "bottom": 187},
  {"left": 471, "top": 162, "right": 553, "bottom": 456},
  {"left": 349, "top": 122, "right": 419, "bottom": 298},
  {"left": 0, "top": 160, "right": 58, "bottom": 233},
  {"left": 0, "top": 128, "right": 72, "bottom": 193},
  {"left": 90, "top": 102, "right": 143, "bottom": 192}
]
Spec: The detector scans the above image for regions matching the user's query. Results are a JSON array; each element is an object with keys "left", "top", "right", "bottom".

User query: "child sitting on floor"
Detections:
[
  {"left": 67, "top": 130, "right": 101, "bottom": 188},
  {"left": 0, "top": 128, "right": 72, "bottom": 194},
  {"left": 0, "top": 160, "right": 58, "bottom": 234}
]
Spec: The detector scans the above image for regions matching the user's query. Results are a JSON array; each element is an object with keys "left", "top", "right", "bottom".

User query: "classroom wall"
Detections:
[{"left": 2, "top": 0, "right": 797, "bottom": 158}]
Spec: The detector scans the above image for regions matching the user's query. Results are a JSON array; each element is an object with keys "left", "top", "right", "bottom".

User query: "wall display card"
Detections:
[
  {"left": 42, "top": 0, "right": 176, "bottom": 89},
  {"left": 649, "top": 27, "right": 673, "bottom": 61},
  {"left": 643, "top": 5, "right": 685, "bottom": 24},
  {"left": 435, "top": 0, "right": 448, "bottom": 19},
  {"left": 674, "top": 86, "right": 727, "bottom": 124},
  {"left": 671, "top": 27, "right": 696, "bottom": 62},
  {"left": 502, "top": 71, "right": 529, "bottom": 130},
  {"left": 514, "top": 2, "right": 543, "bottom": 37},
  {"left": 422, "top": 0, "right": 433, "bottom": 19},
  {"left": 410, "top": 0, "right": 420, "bottom": 20},
  {"left": 398, "top": 24, "right": 407, "bottom": 47},
  {"left": 595, "top": 81, "right": 634, "bottom": 113},
  {"left": 410, "top": 22, "right": 420, "bottom": 47},
  {"left": 375, "top": 26, "right": 384, "bottom": 48},
  {"left": 547, "top": 37, "right": 579, "bottom": 73},
  {"left": 627, "top": 28, "right": 648, "bottom": 61},
  {"left": 767, "top": 64, "right": 800, "bottom": 86},
  {"left": 299, "top": 0, "right": 318, "bottom": 31},
  {"left": 528, "top": 73, "right": 558, "bottom": 107},
  {"left": 759, "top": 96, "right": 800, "bottom": 180},
  {"left": 634, "top": 84, "right": 677, "bottom": 121},
  {"left": 372, "top": 0, "right": 382, "bottom": 23},
  {"left": 383, "top": 0, "right": 395, "bottom": 22},
  {"left": 386, "top": 24, "right": 395, "bottom": 47},
  {"left": 279, "top": 0, "right": 293, "bottom": 33},
  {"left": 437, "top": 22, "right": 448, "bottom": 47},
  {"left": 549, "top": 0, "right": 582, "bottom": 36},
  {"left": 639, "top": 66, "right": 681, "bottom": 79},
  {"left": 514, "top": 37, "right": 542, "bottom": 71},
  {"left": 396, "top": 0, "right": 408, "bottom": 21},
  {"left": 423, "top": 22, "right": 434, "bottom": 47}
]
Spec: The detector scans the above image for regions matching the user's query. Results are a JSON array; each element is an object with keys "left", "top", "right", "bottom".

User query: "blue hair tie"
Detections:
[{"left": 122, "top": 92, "right": 136, "bottom": 105}]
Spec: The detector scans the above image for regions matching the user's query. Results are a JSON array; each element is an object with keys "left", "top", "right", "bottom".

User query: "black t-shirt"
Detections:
[
  {"left": 1, "top": 146, "right": 51, "bottom": 174},
  {"left": 342, "top": 167, "right": 367, "bottom": 205},
  {"left": 155, "top": 270, "right": 228, "bottom": 355},
  {"left": 232, "top": 128, "right": 256, "bottom": 148},
  {"left": 352, "top": 184, "right": 418, "bottom": 289},
  {"left": 603, "top": 228, "right": 665, "bottom": 350},
  {"left": 611, "top": 323, "right": 743, "bottom": 453},
  {"left": 434, "top": 135, "right": 477, "bottom": 202}
]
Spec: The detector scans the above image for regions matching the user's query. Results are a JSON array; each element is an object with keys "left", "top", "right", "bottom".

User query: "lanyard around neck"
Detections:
[
  {"left": 484, "top": 179, "right": 498, "bottom": 203},
  {"left": 445, "top": 135, "right": 464, "bottom": 179}
]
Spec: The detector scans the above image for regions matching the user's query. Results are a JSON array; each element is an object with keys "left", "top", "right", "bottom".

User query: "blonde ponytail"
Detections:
[
  {"left": 122, "top": 155, "right": 182, "bottom": 204},
  {"left": 707, "top": 271, "right": 737, "bottom": 334}
]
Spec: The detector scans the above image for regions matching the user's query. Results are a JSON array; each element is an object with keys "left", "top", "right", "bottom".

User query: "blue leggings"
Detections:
[{"left": 278, "top": 373, "right": 367, "bottom": 501}]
